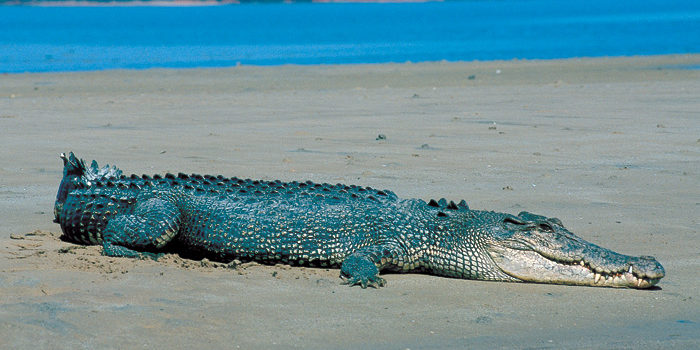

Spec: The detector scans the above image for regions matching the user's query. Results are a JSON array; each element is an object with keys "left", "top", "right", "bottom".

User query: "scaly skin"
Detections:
[{"left": 54, "top": 152, "right": 665, "bottom": 289}]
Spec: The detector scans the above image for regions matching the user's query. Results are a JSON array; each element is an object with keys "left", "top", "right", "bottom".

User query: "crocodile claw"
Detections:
[{"left": 341, "top": 274, "right": 387, "bottom": 289}]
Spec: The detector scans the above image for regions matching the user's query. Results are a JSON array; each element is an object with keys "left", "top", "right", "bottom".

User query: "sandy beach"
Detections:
[{"left": 1, "top": 55, "right": 699, "bottom": 349}]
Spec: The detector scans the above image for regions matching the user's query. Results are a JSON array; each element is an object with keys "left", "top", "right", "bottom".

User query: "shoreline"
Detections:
[
  {"left": 4, "top": 53, "right": 700, "bottom": 76},
  {"left": 1, "top": 55, "right": 699, "bottom": 348}
]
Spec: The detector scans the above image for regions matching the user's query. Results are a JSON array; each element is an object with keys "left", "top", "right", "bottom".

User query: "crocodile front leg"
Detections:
[
  {"left": 340, "top": 243, "right": 412, "bottom": 288},
  {"left": 102, "top": 197, "right": 180, "bottom": 260}
]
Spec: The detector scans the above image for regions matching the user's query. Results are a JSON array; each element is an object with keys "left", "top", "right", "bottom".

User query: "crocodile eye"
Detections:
[
  {"left": 503, "top": 217, "right": 526, "bottom": 225},
  {"left": 538, "top": 223, "right": 554, "bottom": 232}
]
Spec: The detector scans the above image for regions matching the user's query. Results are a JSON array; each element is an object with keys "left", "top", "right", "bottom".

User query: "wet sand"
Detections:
[{"left": 1, "top": 55, "right": 699, "bottom": 349}]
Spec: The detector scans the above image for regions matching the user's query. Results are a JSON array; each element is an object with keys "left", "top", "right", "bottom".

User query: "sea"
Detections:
[{"left": 1, "top": 0, "right": 699, "bottom": 73}]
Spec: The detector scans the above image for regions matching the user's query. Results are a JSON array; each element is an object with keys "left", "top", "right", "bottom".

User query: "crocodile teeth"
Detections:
[
  {"left": 636, "top": 278, "right": 642, "bottom": 287},
  {"left": 580, "top": 261, "right": 585, "bottom": 266},
  {"left": 628, "top": 266, "right": 633, "bottom": 273},
  {"left": 594, "top": 273, "right": 601, "bottom": 283}
]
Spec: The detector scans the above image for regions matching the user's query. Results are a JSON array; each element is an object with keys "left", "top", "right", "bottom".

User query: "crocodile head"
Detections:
[{"left": 485, "top": 211, "right": 665, "bottom": 289}]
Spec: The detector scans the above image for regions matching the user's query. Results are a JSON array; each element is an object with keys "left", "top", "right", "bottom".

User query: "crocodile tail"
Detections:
[
  {"left": 54, "top": 152, "right": 123, "bottom": 223},
  {"left": 59, "top": 151, "right": 122, "bottom": 180},
  {"left": 84, "top": 159, "right": 122, "bottom": 181},
  {"left": 60, "top": 152, "right": 86, "bottom": 177}
]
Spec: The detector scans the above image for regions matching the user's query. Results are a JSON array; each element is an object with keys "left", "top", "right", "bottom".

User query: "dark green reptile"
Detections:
[{"left": 54, "top": 152, "right": 664, "bottom": 289}]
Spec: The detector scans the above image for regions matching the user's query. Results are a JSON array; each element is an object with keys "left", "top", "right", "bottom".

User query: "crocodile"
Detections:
[{"left": 54, "top": 152, "right": 664, "bottom": 289}]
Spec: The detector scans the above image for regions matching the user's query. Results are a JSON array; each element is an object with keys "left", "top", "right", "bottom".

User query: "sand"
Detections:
[{"left": 1, "top": 55, "right": 699, "bottom": 349}]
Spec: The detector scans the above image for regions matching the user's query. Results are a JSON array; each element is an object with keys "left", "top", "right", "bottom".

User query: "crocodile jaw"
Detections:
[{"left": 488, "top": 246, "right": 664, "bottom": 289}]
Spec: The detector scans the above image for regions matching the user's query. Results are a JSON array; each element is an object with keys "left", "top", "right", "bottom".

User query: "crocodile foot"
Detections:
[
  {"left": 102, "top": 241, "right": 164, "bottom": 261},
  {"left": 340, "top": 254, "right": 386, "bottom": 288}
]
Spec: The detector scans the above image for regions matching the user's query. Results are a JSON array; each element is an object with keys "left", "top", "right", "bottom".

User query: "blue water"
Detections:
[{"left": 1, "top": 0, "right": 699, "bottom": 73}]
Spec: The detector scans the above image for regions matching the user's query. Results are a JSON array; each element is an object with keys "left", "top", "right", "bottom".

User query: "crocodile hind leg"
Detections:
[{"left": 102, "top": 197, "right": 180, "bottom": 260}]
